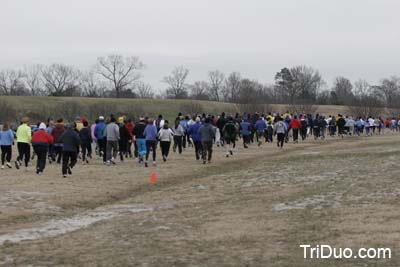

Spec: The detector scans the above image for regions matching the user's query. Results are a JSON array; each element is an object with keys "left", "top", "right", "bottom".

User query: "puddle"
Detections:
[{"left": 0, "top": 204, "right": 154, "bottom": 245}]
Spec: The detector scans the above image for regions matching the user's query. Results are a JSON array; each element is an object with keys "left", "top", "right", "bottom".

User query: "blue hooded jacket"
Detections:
[
  {"left": 254, "top": 119, "right": 266, "bottom": 132},
  {"left": 188, "top": 122, "right": 202, "bottom": 142},
  {"left": 240, "top": 121, "right": 251, "bottom": 136},
  {"left": 94, "top": 122, "right": 106, "bottom": 140}
]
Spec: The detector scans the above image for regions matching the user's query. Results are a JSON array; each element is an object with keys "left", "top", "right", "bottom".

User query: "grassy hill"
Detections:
[{"left": 0, "top": 96, "right": 347, "bottom": 123}]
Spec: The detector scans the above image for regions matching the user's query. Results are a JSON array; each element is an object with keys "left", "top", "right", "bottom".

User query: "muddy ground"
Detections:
[{"left": 1, "top": 134, "right": 400, "bottom": 266}]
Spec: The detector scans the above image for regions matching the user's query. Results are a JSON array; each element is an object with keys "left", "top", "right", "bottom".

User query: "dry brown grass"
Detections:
[{"left": 1, "top": 133, "right": 400, "bottom": 266}]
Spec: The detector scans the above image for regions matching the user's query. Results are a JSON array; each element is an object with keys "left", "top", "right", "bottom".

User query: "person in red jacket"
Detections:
[
  {"left": 126, "top": 119, "right": 135, "bottom": 158},
  {"left": 51, "top": 118, "right": 65, "bottom": 164},
  {"left": 32, "top": 123, "right": 54, "bottom": 175},
  {"left": 289, "top": 115, "right": 302, "bottom": 143}
]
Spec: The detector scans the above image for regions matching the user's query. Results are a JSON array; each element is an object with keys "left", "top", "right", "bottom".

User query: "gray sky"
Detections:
[{"left": 1, "top": 0, "right": 400, "bottom": 91}]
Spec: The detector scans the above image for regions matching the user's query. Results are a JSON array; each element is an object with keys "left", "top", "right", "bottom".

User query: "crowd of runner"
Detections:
[{"left": 0, "top": 111, "right": 399, "bottom": 177}]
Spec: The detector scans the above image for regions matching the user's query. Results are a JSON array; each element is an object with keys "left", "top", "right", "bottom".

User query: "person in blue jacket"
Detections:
[
  {"left": 254, "top": 117, "right": 267, "bottom": 146},
  {"left": 240, "top": 119, "right": 251, "bottom": 148},
  {"left": 0, "top": 122, "right": 14, "bottom": 169},
  {"left": 187, "top": 117, "right": 202, "bottom": 160},
  {"left": 143, "top": 119, "right": 158, "bottom": 167},
  {"left": 94, "top": 116, "right": 106, "bottom": 163}
]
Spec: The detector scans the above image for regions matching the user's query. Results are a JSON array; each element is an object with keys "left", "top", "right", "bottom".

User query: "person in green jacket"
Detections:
[{"left": 15, "top": 117, "right": 32, "bottom": 171}]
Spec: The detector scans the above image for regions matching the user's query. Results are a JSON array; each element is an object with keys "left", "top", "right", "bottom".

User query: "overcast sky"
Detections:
[{"left": 1, "top": 0, "right": 400, "bottom": 91}]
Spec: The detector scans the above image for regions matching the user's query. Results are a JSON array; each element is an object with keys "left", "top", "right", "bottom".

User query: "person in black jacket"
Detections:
[
  {"left": 79, "top": 121, "right": 92, "bottom": 164},
  {"left": 337, "top": 114, "right": 346, "bottom": 138},
  {"left": 118, "top": 119, "right": 131, "bottom": 162},
  {"left": 59, "top": 123, "right": 81, "bottom": 177},
  {"left": 216, "top": 112, "right": 227, "bottom": 146},
  {"left": 132, "top": 118, "right": 147, "bottom": 164}
]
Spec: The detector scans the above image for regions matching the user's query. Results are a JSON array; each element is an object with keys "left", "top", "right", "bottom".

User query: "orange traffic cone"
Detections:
[{"left": 150, "top": 171, "right": 156, "bottom": 184}]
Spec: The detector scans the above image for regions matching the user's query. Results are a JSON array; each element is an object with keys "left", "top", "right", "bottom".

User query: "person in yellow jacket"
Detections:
[
  {"left": 15, "top": 117, "right": 32, "bottom": 171},
  {"left": 74, "top": 116, "right": 84, "bottom": 132}
]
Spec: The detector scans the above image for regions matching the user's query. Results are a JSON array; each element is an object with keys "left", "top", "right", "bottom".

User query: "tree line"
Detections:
[{"left": 1, "top": 54, "right": 399, "bottom": 113}]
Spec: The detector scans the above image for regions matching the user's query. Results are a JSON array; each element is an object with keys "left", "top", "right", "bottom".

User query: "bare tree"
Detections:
[
  {"left": 331, "top": 76, "right": 353, "bottom": 105},
  {"left": 96, "top": 54, "right": 144, "bottom": 98},
  {"left": 207, "top": 70, "right": 224, "bottom": 101},
  {"left": 136, "top": 82, "right": 154, "bottom": 99},
  {"left": 163, "top": 66, "right": 189, "bottom": 99},
  {"left": 0, "top": 69, "right": 26, "bottom": 96},
  {"left": 222, "top": 72, "right": 241, "bottom": 102},
  {"left": 290, "top": 65, "right": 323, "bottom": 102},
  {"left": 189, "top": 81, "right": 210, "bottom": 100},
  {"left": 79, "top": 71, "right": 108, "bottom": 97},
  {"left": 348, "top": 79, "right": 384, "bottom": 117},
  {"left": 353, "top": 79, "right": 370, "bottom": 96},
  {"left": 41, "top": 63, "right": 79, "bottom": 96},
  {"left": 275, "top": 66, "right": 323, "bottom": 104},
  {"left": 23, "top": 65, "right": 45, "bottom": 96},
  {"left": 374, "top": 76, "right": 400, "bottom": 108}
]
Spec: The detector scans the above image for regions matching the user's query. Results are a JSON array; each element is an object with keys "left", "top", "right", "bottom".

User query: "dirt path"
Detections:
[{"left": 1, "top": 134, "right": 400, "bottom": 266}]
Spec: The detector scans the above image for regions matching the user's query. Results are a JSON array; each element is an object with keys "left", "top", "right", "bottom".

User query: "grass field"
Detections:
[
  {"left": 0, "top": 133, "right": 399, "bottom": 266},
  {"left": 0, "top": 96, "right": 348, "bottom": 123}
]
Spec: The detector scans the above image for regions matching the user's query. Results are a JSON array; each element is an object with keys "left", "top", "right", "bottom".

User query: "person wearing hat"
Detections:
[
  {"left": 15, "top": 117, "right": 32, "bottom": 171},
  {"left": 31, "top": 123, "right": 54, "bottom": 175},
  {"left": 59, "top": 123, "right": 81, "bottom": 177},
  {"left": 94, "top": 116, "right": 107, "bottom": 163}
]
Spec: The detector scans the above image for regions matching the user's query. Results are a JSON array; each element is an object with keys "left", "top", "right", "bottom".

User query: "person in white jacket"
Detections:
[{"left": 158, "top": 123, "right": 173, "bottom": 162}]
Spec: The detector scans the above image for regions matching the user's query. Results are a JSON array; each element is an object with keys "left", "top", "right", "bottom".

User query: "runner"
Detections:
[
  {"left": 105, "top": 117, "right": 120, "bottom": 165},
  {"left": 254, "top": 116, "right": 267, "bottom": 146},
  {"left": 187, "top": 117, "right": 203, "bottom": 160},
  {"left": 240, "top": 118, "right": 251, "bottom": 148},
  {"left": 94, "top": 116, "right": 107, "bottom": 164},
  {"left": 59, "top": 123, "right": 81, "bottom": 178},
  {"left": 15, "top": 117, "right": 32, "bottom": 171},
  {"left": 0, "top": 122, "right": 14, "bottom": 169},
  {"left": 217, "top": 112, "right": 227, "bottom": 146},
  {"left": 199, "top": 118, "right": 215, "bottom": 164},
  {"left": 289, "top": 115, "right": 301, "bottom": 143},
  {"left": 132, "top": 118, "right": 147, "bottom": 164},
  {"left": 79, "top": 121, "right": 92, "bottom": 164},
  {"left": 158, "top": 122, "right": 173, "bottom": 162},
  {"left": 118, "top": 117, "right": 131, "bottom": 162},
  {"left": 274, "top": 116, "right": 288, "bottom": 149},
  {"left": 31, "top": 123, "right": 54, "bottom": 175},
  {"left": 144, "top": 119, "right": 158, "bottom": 167},
  {"left": 222, "top": 117, "right": 238, "bottom": 157},
  {"left": 172, "top": 118, "right": 185, "bottom": 154}
]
